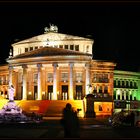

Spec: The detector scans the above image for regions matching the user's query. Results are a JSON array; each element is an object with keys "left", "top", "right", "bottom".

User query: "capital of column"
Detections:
[
  {"left": 8, "top": 65, "right": 13, "bottom": 70},
  {"left": 52, "top": 63, "right": 58, "bottom": 68},
  {"left": 69, "top": 62, "right": 74, "bottom": 68},
  {"left": 37, "top": 63, "right": 42, "bottom": 68},
  {"left": 22, "top": 64, "right": 28, "bottom": 69},
  {"left": 85, "top": 63, "right": 90, "bottom": 67}
]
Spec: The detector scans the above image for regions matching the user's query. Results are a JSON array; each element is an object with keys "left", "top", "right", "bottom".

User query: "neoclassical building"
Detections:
[
  {"left": 1, "top": 24, "right": 140, "bottom": 116},
  {"left": 113, "top": 70, "right": 140, "bottom": 112}
]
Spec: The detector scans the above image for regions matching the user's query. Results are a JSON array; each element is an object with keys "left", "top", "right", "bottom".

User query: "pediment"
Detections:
[{"left": 12, "top": 32, "right": 93, "bottom": 46}]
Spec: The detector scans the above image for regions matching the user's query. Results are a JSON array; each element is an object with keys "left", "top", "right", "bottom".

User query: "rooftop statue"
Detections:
[{"left": 44, "top": 24, "right": 58, "bottom": 33}]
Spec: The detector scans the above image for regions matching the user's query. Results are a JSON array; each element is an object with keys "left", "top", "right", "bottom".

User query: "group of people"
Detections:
[{"left": 61, "top": 103, "right": 80, "bottom": 138}]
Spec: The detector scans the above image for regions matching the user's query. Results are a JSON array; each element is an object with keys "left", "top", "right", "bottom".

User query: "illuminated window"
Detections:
[
  {"left": 54, "top": 45, "right": 58, "bottom": 48},
  {"left": 70, "top": 45, "right": 74, "bottom": 50},
  {"left": 61, "top": 72, "right": 68, "bottom": 82},
  {"left": 64, "top": 45, "right": 68, "bottom": 49},
  {"left": 34, "top": 74, "right": 38, "bottom": 83},
  {"left": 47, "top": 73, "right": 53, "bottom": 82},
  {"left": 25, "top": 48, "right": 28, "bottom": 52},
  {"left": 75, "top": 72, "right": 82, "bottom": 82},
  {"left": 75, "top": 45, "right": 79, "bottom": 51}
]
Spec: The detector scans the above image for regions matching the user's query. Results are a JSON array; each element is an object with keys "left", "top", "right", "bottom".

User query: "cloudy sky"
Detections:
[{"left": 0, "top": 1, "right": 140, "bottom": 72}]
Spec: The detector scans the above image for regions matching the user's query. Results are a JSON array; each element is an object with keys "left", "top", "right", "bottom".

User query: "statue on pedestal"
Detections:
[{"left": 8, "top": 85, "right": 15, "bottom": 102}]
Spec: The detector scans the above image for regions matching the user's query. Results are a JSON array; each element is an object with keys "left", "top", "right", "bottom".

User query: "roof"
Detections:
[
  {"left": 12, "top": 32, "right": 93, "bottom": 46},
  {"left": 8, "top": 46, "right": 92, "bottom": 60}
]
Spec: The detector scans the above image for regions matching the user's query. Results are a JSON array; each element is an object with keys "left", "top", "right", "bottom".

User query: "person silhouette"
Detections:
[{"left": 61, "top": 103, "right": 80, "bottom": 138}]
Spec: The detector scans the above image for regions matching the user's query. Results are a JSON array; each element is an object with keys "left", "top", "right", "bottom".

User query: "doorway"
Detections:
[
  {"left": 48, "top": 85, "right": 53, "bottom": 100},
  {"left": 76, "top": 85, "right": 83, "bottom": 100},
  {"left": 62, "top": 85, "right": 68, "bottom": 100}
]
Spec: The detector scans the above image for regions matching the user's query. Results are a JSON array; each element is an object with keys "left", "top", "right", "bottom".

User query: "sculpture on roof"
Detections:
[{"left": 44, "top": 24, "right": 58, "bottom": 33}]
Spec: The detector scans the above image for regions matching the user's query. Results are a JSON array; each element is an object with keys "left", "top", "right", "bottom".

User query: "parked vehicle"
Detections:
[{"left": 108, "top": 110, "right": 134, "bottom": 127}]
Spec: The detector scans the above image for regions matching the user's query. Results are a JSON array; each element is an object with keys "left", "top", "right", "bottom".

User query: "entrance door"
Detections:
[
  {"left": 48, "top": 85, "right": 53, "bottom": 100},
  {"left": 76, "top": 85, "right": 83, "bottom": 99},
  {"left": 62, "top": 85, "right": 68, "bottom": 100}
]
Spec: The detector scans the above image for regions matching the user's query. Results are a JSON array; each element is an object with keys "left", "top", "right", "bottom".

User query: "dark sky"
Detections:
[{"left": 0, "top": 1, "right": 140, "bottom": 72}]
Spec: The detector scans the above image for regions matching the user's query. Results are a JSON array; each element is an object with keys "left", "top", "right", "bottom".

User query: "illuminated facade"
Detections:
[
  {"left": 2, "top": 24, "right": 140, "bottom": 116},
  {"left": 114, "top": 70, "right": 140, "bottom": 112}
]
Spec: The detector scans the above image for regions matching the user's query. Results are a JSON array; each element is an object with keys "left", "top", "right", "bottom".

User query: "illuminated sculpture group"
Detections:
[{"left": 0, "top": 86, "right": 29, "bottom": 122}]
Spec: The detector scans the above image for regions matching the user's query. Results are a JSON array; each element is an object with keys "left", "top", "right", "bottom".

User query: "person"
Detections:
[
  {"left": 130, "top": 111, "right": 135, "bottom": 127},
  {"left": 8, "top": 85, "right": 15, "bottom": 101},
  {"left": 61, "top": 103, "right": 80, "bottom": 138}
]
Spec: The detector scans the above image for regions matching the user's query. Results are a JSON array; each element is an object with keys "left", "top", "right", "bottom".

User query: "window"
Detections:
[
  {"left": 99, "top": 86, "right": 102, "bottom": 93},
  {"left": 25, "top": 48, "right": 28, "bottom": 52},
  {"left": 130, "top": 95, "right": 132, "bottom": 100},
  {"left": 130, "top": 81, "right": 133, "bottom": 88},
  {"left": 30, "top": 47, "right": 33, "bottom": 51},
  {"left": 64, "top": 45, "right": 68, "bottom": 49},
  {"left": 75, "top": 45, "right": 79, "bottom": 51},
  {"left": 59, "top": 45, "right": 63, "bottom": 49},
  {"left": 54, "top": 45, "right": 58, "bottom": 48},
  {"left": 122, "top": 81, "right": 125, "bottom": 88},
  {"left": 86, "top": 45, "right": 89, "bottom": 52},
  {"left": 34, "top": 74, "right": 38, "bottom": 83},
  {"left": 35, "top": 46, "right": 38, "bottom": 50},
  {"left": 75, "top": 72, "right": 82, "bottom": 82},
  {"left": 126, "top": 81, "right": 129, "bottom": 88},
  {"left": 104, "top": 86, "right": 108, "bottom": 93},
  {"left": 114, "top": 80, "right": 116, "bottom": 88},
  {"left": 70, "top": 45, "right": 74, "bottom": 50},
  {"left": 47, "top": 73, "right": 53, "bottom": 82},
  {"left": 61, "top": 72, "right": 68, "bottom": 82}
]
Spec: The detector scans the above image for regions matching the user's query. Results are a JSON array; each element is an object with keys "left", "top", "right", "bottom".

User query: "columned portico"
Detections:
[
  {"left": 37, "top": 63, "right": 42, "bottom": 100},
  {"left": 69, "top": 63, "right": 74, "bottom": 100},
  {"left": 22, "top": 65, "right": 28, "bottom": 100},
  {"left": 53, "top": 63, "right": 58, "bottom": 100},
  {"left": 85, "top": 63, "right": 90, "bottom": 95}
]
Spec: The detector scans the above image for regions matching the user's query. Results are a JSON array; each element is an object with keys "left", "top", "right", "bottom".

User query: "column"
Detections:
[
  {"left": 85, "top": 63, "right": 90, "bottom": 95},
  {"left": 53, "top": 63, "right": 58, "bottom": 100},
  {"left": 8, "top": 66, "right": 13, "bottom": 86},
  {"left": 124, "top": 90, "right": 126, "bottom": 100},
  {"left": 69, "top": 63, "right": 74, "bottom": 100},
  {"left": 37, "top": 63, "right": 42, "bottom": 100},
  {"left": 22, "top": 65, "right": 27, "bottom": 100}
]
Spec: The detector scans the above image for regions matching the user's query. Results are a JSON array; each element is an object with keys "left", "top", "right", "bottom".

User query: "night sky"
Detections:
[{"left": 0, "top": 1, "right": 140, "bottom": 72}]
